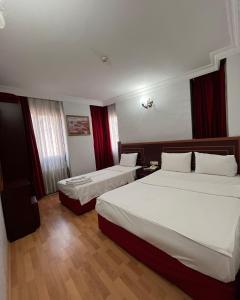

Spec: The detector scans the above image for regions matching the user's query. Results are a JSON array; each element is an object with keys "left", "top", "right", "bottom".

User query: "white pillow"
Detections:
[
  {"left": 195, "top": 152, "right": 238, "bottom": 177},
  {"left": 120, "top": 153, "right": 138, "bottom": 167},
  {"left": 161, "top": 152, "right": 192, "bottom": 173}
]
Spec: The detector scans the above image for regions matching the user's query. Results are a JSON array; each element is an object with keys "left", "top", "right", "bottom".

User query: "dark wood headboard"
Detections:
[{"left": 119, "top": 136, "right": 240, "bottom": 173}]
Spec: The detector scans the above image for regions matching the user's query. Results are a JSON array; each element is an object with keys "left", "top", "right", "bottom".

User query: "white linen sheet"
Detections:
[
  {"left": 96, "top": 170, "right": 240, "bottom": 282},
  {"left": 57, "top": 165, "right": 141, "bottom": 205}
]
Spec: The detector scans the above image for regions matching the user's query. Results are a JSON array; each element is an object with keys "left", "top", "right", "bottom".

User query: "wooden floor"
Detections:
[{"left": 10, "top": 194, "right": 191, "bottom": 300}]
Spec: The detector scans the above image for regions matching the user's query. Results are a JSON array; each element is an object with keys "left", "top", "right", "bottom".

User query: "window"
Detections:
[{"left": 29, "top": 98, "right": 69, "bottom": 194}]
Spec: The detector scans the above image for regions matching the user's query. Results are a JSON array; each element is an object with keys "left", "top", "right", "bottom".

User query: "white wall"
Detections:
[
  {"left": 0, "top": 197, "right": 8, "bottom": 300},
  {"left": 116, "top": 53, "right": 240, "bottom": 143},
  {"left": 116, "top": 79, "right": 192, "bottom": 143},
  {"left": 62, "top": 102, "right": 96, "bottom": 176},
  {"left": 227, "top": 53, "right": 240, "bottom": 136}
]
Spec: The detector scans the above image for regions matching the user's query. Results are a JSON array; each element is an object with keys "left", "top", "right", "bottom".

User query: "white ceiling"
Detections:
[{"left": 0, "top": 0, "right": 239, "bottom": 104}]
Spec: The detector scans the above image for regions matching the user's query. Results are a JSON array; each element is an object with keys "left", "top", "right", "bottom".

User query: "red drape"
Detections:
[
  {"left": 190, "top": 59, "right": 227, "bottom": 139},
  {"left": 90, "top": 106, "right": 114, "bottom": 170},
  {"left": 20, "top": 97, "right": 45, "bottom": 199},
  {"left": 0, "top": 92, "right": 45, "bottom": 199}
]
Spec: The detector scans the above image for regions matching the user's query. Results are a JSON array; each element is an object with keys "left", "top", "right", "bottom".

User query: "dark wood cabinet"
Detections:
[{"left": 0, "top": 97, "right": 40, "bottom": 242}]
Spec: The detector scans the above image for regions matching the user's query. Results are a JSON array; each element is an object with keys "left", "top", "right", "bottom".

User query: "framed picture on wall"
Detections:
[{"left": 66, "top": 115, "right": 91, "bottom": 136}]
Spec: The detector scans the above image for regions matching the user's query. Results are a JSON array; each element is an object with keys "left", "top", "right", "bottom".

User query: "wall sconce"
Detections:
[
  {"left": 141, "top": 98, "right": 153, "bottom": 109},
  {"left": 0, "top": 11, "right": 5, "bottom": 29}
]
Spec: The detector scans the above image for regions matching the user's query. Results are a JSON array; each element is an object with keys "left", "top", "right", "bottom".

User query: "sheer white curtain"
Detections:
[
  {"left": 29, "top": 98, "right": 69, "bottom": 194},
  {"left": 108, "top": 104, "right": 119, "bottom": 165}
]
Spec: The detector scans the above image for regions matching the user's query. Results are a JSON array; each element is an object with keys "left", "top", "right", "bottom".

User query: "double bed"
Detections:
[
  {"left": 96, "top": 137, "right": 240, "bottom": 300},
  {"left": 58, "top": 165, "right": 141, "bottom": 214}
]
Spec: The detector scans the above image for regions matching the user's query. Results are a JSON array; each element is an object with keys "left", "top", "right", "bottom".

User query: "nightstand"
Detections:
[{"left": 136, "top": 167, "right": 160, "bottom": 179}]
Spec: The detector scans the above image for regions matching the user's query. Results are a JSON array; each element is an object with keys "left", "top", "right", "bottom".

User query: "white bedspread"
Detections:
[
  {"left": 96, "top": 170, "right": 240, "bottom": 282},
  {"left": 57, "top": 165, "right": 141, "bottom": 205}
]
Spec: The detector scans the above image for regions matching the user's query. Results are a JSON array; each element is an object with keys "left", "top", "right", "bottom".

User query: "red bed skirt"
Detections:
[
  {"left": 59, "top": 191, "right": 96, "bottom": 215},
  {"left": 98, "top": 214, "right": 240, "bottom": 300}
]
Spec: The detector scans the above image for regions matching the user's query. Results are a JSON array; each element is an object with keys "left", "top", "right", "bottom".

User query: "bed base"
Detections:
[
  {"left": 98, "top": 214, "right": 239, "bottom": 300},
  {"left": 59, "top": 191, "right": 96, "bottom": 215}
]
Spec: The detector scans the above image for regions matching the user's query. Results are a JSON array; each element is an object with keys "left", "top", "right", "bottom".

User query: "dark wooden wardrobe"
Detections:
[{"left": 0, "top": 94, "right": 40, "bottom": 242}]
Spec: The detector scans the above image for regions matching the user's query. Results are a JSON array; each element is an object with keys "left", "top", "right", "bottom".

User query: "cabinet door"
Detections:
[
  {"left": 1, "top": 184, "right": 39, "bottom": 242},
  {"left": 0, "top": 101, "right": 30, "bottom": 184}
]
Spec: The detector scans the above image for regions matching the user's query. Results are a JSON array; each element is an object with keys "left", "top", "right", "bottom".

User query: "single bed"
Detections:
[
  {"left": 96, "top": 164, "right": 240, "bottom": 299},
  {"left": 58, "top": 165, "right": 141, "bottom": 215}
]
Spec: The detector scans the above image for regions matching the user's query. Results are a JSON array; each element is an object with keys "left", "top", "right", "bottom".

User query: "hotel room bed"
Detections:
[
  {"left": 58, "top": 165, "right": 141, "bottom": 214},
  {"left": 96, "top": 170, "right": 240, "bottom": 299}
]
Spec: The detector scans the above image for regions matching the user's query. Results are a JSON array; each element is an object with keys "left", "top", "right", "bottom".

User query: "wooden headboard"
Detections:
[{"left": 119, "top": 136, "right": 240, "bottom": 173}]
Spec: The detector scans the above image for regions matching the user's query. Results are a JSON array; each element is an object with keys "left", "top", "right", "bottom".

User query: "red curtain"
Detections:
[
  {"left": 90, "top": 106, "right": 114, "bottom": 170},
  {"left": 20, "top": 97, "right": 45, "bottom": 199},
  {"left": 190, "top": 59, "right": 227, "bottom": 139}
]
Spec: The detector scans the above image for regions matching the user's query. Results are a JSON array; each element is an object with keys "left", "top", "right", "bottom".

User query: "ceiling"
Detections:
[{"left": 0, "top": 0, "right": 239, "bottom": 104}]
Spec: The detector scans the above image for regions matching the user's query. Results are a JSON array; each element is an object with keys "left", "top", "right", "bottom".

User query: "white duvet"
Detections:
[
  {"left": 57, "top": 165, "right": 141, "bottom": 205},
  {"left": 96, "top": 170, "right": 240, "bottom": 282}
]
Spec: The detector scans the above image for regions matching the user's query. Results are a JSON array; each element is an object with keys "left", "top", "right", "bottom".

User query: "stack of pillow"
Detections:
[
  {"left": 119, "top": 151, "right": 238, "bottom": 176},
  {"left": 161, "top": 152, "right": 238, "bottom": 177}
]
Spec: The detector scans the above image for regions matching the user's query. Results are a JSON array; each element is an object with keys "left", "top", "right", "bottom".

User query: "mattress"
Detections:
[
  {"left": 57, "top": 165, "right": 141, "bottom": 205},
  {"left": 96, "top": 170, "right": 240, "bottom": 282}
]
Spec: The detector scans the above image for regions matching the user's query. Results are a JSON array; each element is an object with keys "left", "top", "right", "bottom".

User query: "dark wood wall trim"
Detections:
[{"left": 120, "top": 136, "right": 240, "bottom": 146}]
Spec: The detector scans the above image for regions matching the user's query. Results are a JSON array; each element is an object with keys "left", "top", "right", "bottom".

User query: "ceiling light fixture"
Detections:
[
  {"left": 141, "top": 98, "right": 154, "bottom": 109},
  {"left": 101, "top": 56, "right": 109, "bottom": 63},
  {"left": 0, "top": 10, "right": 5, "bottom": 29}
]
